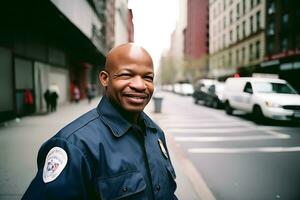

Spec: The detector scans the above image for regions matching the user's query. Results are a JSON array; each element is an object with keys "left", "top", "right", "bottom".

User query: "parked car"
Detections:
[
  {"left": 223, "top": 77, "right": 300, "bottom": 121},
  {"left": 204, "top": 81, "right": 225, "bottom": 108},
  {"left": 181, "top": 83, "right": 194, "bottom": 96},
  {"left": 193, "top": 79, "right": 216, "bottom": 104},
  {"left": 173, "top": 83, "right": 194, "bottom": 96}
]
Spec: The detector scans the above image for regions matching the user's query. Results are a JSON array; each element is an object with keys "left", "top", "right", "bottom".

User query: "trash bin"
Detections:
[{"left": 153, "top": 96, "right": 163, "bottom": 113}]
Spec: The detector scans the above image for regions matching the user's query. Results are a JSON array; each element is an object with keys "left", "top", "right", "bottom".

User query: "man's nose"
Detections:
[{"left": 129, "top": 76, "right": 147, "bottom": 90}]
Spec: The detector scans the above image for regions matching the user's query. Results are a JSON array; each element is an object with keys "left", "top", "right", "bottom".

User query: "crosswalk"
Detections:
[{"left": 155, "top": 114, "right": 300, "bottom": 154}]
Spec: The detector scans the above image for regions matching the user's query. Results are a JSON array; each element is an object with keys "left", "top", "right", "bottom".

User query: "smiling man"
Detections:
[{"left": 22, "top": 43, "right": 178, "bottom": 200}]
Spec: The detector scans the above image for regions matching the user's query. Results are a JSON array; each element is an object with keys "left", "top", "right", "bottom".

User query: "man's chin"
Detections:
[{"left": 121, "top": 102, "right": 147, "bottom": 113}]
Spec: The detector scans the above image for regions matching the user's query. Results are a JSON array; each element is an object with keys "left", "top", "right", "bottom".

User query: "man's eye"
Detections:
[
  {"left": 144, "top": 76, "right": 154, "bottom": 82},
  {"left": 118, "top": 73, "right": 132, "bottom": 78}
]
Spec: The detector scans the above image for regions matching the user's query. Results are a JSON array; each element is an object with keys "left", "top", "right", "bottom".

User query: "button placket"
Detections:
[{"left": 122, "top": 186, "right": 128, "bottom": 193}]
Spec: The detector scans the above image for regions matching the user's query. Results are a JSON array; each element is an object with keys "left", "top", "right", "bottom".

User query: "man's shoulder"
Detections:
[{"left": 56, "top": 108, "right": 103, "bottom": 140}]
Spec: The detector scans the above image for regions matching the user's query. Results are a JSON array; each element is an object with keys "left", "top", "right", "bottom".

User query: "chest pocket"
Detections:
[{"left": 97, "top": 171, "right": 147, "bottom": 200}]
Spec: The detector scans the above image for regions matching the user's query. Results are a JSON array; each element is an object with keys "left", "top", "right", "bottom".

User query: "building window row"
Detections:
[
  {"left": 211, "top": 11, "right": 261, "bottom": 52},
  {"left": 212, "top": 0, "right": 262, "bottom": 20}
]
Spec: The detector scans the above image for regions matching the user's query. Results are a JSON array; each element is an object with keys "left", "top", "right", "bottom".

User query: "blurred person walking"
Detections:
[
  {"left": 73, "top": 85, "right": 80, "bottom": 103},
  {"left": 49, "top": 84, "right": 60, "bottom": 112},
  {"left": 86, "top": 84, "right": 95, "bottom": 104},
  {"left": 43, "top": 89, "right": 51, "bottom": 113},
  {"left": 22, "top": 43, "right": 178, "bottom": 200}
]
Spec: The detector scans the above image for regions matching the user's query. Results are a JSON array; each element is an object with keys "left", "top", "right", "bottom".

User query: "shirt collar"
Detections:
[{"left": 97, "top": 96, "right": 157, "bottom": 137}]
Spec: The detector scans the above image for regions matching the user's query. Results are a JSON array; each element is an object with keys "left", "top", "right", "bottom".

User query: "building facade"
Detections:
[
  {"left": 258, "top": 0, "right": 300, "bottom": 92},
  {"left": 184, "top": 0, "right": 209, "bottom": 80},
  {"left": 163, "top": 0, "right": 209, "bottom": 84},
  {"left": 0, "top": 0, "right": 132, "bottom": 122},
  {"left": 209, "top": 0, "right": 265, "bottom": 79}
]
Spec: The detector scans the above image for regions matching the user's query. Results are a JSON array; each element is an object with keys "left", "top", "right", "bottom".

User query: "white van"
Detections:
[{"left": 223, "top": 77, "right": 300, "bottom": 121}]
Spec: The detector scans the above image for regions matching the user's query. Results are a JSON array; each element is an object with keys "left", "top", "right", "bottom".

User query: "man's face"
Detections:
[{"left": 100, "top": 45, "right": 154, "bottom": 113}]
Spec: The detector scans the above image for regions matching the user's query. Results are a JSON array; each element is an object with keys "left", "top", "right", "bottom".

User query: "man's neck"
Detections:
[{"left": 108, "top": 97, "right": 140, "bottom": 124}]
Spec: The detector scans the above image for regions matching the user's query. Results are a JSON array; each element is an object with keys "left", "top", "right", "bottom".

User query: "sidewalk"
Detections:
[{"left": 0, "top": 96, "right": 209, "bottom": 200}]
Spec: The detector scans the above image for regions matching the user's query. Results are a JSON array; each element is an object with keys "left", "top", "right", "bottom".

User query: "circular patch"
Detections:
[{"left": 43, "top": 147, "right": 68, "bottom": 183}]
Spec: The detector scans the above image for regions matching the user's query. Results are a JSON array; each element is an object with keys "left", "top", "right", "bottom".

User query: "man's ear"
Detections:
[{"left": 99, "top": 70, "right": 109, "bottom": 87}]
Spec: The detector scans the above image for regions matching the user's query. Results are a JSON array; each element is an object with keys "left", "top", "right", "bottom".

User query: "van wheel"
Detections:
[
  {"left": 194, "top": 98, "right": 198, "bottom": 104},
  {"left": 212, "top": 99, "right": 219, "bottom": 109},
  {"left": 253, "top": 106, "right": 264, "bottom": 123},
  {"left": 225, "top": 102, "right": 233, "bottom": 115}
]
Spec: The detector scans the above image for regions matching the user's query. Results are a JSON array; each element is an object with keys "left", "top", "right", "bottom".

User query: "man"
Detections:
[{"left": 22, "top": 43, "right": 178, "bottom": 200}]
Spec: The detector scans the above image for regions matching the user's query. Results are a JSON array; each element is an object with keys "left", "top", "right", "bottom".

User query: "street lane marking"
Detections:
[
  {"left": 168, "top": 127, "right": 262, "bottom": 134},
  {"left": 174, "top": 134, "right": 290, "bottom": 142},
  {"left": 188, "top": 146, "right": 300, "bottom": 154},
  {"left": 162, "top": 122, "right": 248, "bottom": 128}
]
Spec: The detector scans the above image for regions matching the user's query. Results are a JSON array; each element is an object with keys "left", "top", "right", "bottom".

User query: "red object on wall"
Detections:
[{"left": 24, "top": 89, "right": 33, "bottom": 105}]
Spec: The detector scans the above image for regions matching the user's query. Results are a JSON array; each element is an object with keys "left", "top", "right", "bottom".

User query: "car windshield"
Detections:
[{"left": 253, "top": 82, "right": 298, "bottom": 94}]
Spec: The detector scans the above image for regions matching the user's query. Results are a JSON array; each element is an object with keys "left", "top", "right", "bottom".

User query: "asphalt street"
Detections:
[
  {"left": 151, "top": 92, "right": 300, "bottom": 200},
  {"left": 1, "top": 92, "right": 300, "bottom": 200}
]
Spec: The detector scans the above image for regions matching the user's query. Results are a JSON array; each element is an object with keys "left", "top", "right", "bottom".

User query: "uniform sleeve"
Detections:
[{"left": 22, "top": 138, "right": 94, "bottom": 200}]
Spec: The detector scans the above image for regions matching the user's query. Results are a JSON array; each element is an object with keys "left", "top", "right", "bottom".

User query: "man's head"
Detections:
[{"left": 99, "top": 43, "right": 154, "bottom": 115}]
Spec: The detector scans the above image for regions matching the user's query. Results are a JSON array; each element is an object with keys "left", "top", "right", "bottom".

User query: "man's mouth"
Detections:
[{"left": 123, "top": 93, "right": 148, "bottom": 104}]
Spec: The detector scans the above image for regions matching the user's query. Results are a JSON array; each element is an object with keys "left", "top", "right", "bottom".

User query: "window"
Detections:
[
  {"left": 256, "top": 11, "right": 261, "bottom": 30},
  {"left": 267, "top": 39, "right": 274, "bottom": 54},
  {"left": 236, "top": 3, "right": 240, "bottom": 19},
  {"left": 236, "top": 49, "right": 240, "bottom": 64},
  {"left": 268, "top": 1, "right": 275, "bottom": 14},
  {"left": 242, "top": 47, "right": 245, "bottom": 61},
  {"left": 282, "top": 13, "right": 289, "bottom": 24},
  {"left": 230, "top": 30, "right": 233, "bottom": 42},
  {"left": 230, "top": 10, "right": 233, "bottom": 23},
  {"left": 267, "top": 21, "right": 275, "bottom": 35},
  {"left": 281, "top": 37, "right": 288, "bottom": 51},
  {"left": 256, "top": 41, "right": 260, "bottom": 59},
  {"left": 224, "top": 16, "right": 226, "bottom": 28},
  {"left": 237, "top": 25, "right": 240, "bottom": 40},
  {"left": 223, "top": 34, "right": 226, "bottom": 47},
  {"left": 244, "top": 82, "right": 253, "bottom": 93},
  {"left": 250, "top": 16, "right": 254, "bottom": 34},
  {"left": 229, "top": 51, "right": 232, "bottom": 65},
  {"left": 249, "top": 43, "right": 253, "bottom": 61},
  {"left": 243, "top": 0, "right": 246, "bottom": 14},
  {"left": 250, "top": 0, "right": 254, "bottom": 9},
  {"left": 257, "top": 0, "right": 261, "bottom": 5},
  {"left": 242, "top": 21, "right": 246, "bottom": 38}
]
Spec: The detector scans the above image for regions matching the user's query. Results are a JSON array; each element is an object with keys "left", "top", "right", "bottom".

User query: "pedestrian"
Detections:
[
  {"left": 49, "top": 84, "right": 60, "bottom": 112},
  {"left": 49, "top": 90, "right": 59, "bottom": 112},
  {"left": 22, "top": 43, "right": 178, "bottom": 200},
  {"left": 43, "top": 89, "right": 51, "bottom": 112},
  {"left": 73, "top": 85, "right": 80, "bottom": 103},
  {"left": 86, "top": 84, "right": 94, "bottom": 104}
]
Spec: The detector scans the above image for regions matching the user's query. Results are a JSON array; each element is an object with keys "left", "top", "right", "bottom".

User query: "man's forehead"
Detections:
[
  {"left": 128, "top": 45, "right": 147, "bottom": 58},
  {"left": 105, "top": 43, "right": 153, "bottom": 71}
]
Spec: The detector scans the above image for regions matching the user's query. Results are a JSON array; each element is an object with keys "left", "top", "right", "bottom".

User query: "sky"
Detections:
[{"left": 128, "top": 0, "right": 178, "bottom": 70}]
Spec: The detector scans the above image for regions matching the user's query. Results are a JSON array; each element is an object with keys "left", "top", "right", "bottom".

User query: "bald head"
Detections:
[
  {"left": 105, "top": 43, "right": 153, "bottom": 72},
  {"left": 99, "top": 43, "right": 155, "bottom": 117}
]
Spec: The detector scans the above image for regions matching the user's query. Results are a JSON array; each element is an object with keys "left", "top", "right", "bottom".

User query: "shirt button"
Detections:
[
  {"left": 122, "top": 187, "right": 128, "bottom": 192},
  {"left": 156, "top": 184, "right": 160, "bottom": 191}
]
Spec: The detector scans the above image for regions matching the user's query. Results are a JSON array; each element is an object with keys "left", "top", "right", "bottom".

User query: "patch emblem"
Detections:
[
  {"left": 43, "top": 147, "right": 68, "bottom": 183},
  {"left": 158, "top": 139, "right": 168, "bottom": 159}
]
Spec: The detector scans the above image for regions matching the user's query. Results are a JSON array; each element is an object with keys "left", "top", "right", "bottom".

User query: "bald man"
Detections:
[{"left": 22, "top": 43, "right": 178, "bottom": 200}]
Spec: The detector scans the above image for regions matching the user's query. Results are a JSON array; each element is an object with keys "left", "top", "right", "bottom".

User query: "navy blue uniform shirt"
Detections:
[{"left": 22, "top": 96, "right": 178, "bottom": 200}]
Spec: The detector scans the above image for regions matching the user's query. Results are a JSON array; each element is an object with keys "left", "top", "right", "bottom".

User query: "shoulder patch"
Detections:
[{"left": 43, "top": 147, "right": 68, "bottom": 183}]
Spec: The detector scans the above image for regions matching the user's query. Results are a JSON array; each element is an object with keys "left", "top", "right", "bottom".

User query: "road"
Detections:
[
  {"left": 1, "top": 92, "right": 300, "bottom": 200},
  {"left": 151, "top": 92, "right": 300, "bottom": 200}
]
